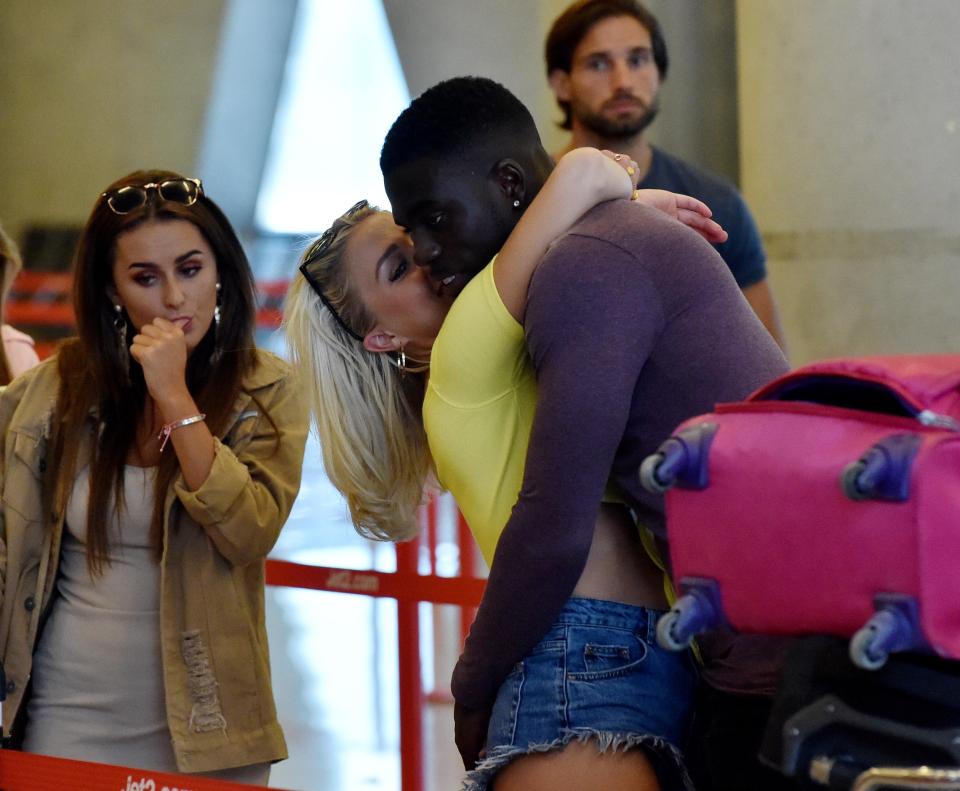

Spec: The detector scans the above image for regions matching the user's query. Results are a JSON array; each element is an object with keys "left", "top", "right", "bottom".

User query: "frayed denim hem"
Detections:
[{"left": 460, "top": 729, "right": 694, "bottom": 791}]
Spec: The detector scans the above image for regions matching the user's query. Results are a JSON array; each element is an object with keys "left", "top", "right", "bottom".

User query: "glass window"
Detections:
[{"left": 256, "top": 0, "right": 409, "bottom": 233}]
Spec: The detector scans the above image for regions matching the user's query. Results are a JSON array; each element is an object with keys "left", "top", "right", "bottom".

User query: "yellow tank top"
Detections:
[
  {"left": 423, "top": 261, "right": 535, "bottom": 566},
  {"left": 424, "top": 261, "right": 678, "bottom": 615}
]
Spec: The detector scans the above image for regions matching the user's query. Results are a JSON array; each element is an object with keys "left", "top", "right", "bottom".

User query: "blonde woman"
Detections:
[{"left": 0, "top": 222, "right": 40, "bottom": 382}]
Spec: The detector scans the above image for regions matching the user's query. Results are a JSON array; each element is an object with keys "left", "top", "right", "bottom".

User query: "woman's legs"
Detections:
[
  {"left": 464, "top": 599, "right": 696, "bottom": 791},
  {"left": 492, "top": 739, "right": 660, "bottom": 791}
]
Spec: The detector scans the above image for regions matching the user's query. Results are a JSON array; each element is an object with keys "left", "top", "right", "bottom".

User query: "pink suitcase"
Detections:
[{"left": 639, "top": 355, "right": 960, "bottom": 669}]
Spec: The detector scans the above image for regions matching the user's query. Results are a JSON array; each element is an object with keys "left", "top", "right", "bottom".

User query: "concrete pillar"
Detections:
[
  {"left": 0, "top": 0, "right": 227, "bottom": 245},
  {"left": 196, "top": 0, "right": 299, "bottom": 235},
  {"left": 737, "top": 0, "right": 960, "bottom": 363},
  {"left": 383, "top": 0, "right": 550, "bottom": 135}
]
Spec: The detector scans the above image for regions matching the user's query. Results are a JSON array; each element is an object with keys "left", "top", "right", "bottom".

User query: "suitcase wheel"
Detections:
[
  {"left": 841, "top": 459, "right": 872, "bottom": 501},
  {"left": 639, "top": 452, "right": 671, "bottom": 493},
  {"left": 638, "top": 422, "right": 718, "bottom": 494},
  {"left": 849, "top": 595, "right": 925, "bottom": 671},
  {"left": 656, "top": 580, "right": 725, "bottom": 652},
  {"left": 840, "top": 433, "right": 921, "bottom": 503},
  {"left": 849, "top": 624, "right": 890, "bottom": 671},
  {"left": 656, "top": 608, "right": 694, "bottom": 651}
]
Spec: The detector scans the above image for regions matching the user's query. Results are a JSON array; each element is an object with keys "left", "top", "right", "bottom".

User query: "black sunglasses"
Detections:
[
  {"left": 102, "top": 177, "right": 203, "bottom": 215},
  {"left": 298, "top": 200, "right": 369, "bottom": 342}
]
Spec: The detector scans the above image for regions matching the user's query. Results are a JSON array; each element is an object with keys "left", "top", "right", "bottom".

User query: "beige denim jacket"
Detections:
[{"left": 0, "top": 349, "right": 308, "bottom": 773}]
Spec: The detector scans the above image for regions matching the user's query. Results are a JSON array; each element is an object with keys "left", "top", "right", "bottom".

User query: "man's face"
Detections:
[
  {"left": 551, "top": 14, "right": 661, "bottom": 139},
  {"left": 384, "top": 157, "right": 513, "bottom": 299}
]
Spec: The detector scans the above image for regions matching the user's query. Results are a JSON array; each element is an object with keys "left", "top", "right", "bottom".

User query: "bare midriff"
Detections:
[{"left": 571, "top": 503, "right": 668, "bottom": 610}]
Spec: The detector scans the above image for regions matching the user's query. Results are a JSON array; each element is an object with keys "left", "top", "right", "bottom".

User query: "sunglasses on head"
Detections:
[
  {"left": 298, "top": 199, "right": 369, "bottom": 342},
  {"left": 102, "top": 177, "right": 203, "bottom": 215}
]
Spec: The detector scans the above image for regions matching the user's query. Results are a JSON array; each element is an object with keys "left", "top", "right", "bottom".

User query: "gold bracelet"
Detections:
[{"left": 158, "top": 413, "right": 207, "bottom": 452}]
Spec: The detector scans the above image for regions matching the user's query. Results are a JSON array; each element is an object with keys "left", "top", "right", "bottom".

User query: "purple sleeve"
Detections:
[{"left": 450, "top": 234, "right": 665, "bottom": 709}]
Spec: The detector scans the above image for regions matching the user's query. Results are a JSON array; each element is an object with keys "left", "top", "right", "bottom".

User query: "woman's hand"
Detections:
[
  {"left": 132, "top": 317, "right": 214, "bottom": 484},
  {"left": 597, "top": 153, "right": 727, "bottom": 244},
  {"left": 632, "top": 188, "right": 729, "bottom": 244},
  {"left": 130, "top": 317, "right": 190, "bottom": 405}
]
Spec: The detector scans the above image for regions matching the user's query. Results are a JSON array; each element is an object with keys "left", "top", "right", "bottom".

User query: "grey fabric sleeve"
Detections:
[{"left": 450, "top": 233, "right": 664, "bottom": 709}]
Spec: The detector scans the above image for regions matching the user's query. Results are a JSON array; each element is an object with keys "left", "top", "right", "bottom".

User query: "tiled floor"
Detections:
[{"left": 262, "top": 327, "right": 467, "bottom": 790}]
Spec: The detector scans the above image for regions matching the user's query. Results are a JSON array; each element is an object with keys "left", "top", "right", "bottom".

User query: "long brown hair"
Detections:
[
  {"left": 0, "top": 223, "right": 22, "bottom": 385},
  {"left": 47, "top": 170, "right": 259, "bottom": 573}
]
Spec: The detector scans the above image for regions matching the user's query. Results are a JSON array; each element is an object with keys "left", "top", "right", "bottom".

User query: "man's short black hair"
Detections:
[
  {"left": 545, "top": 0, "right": 669, "bottom": 130},
  {"left": 380, "top": 76, "right": 542, "bottom": 177}
]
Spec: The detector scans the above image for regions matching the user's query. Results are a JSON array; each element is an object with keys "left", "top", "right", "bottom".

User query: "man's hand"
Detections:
[
  {"left": 632, "top": 188, "right": 729, "bottom": 244},
  {"left": 454, "top": 701, "right": 492, "bottom": 770}
]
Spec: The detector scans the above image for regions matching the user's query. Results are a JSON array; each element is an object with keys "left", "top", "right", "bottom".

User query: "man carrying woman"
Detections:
[{"left": 287, "top": 76, "right": 787, "bottom": 790}]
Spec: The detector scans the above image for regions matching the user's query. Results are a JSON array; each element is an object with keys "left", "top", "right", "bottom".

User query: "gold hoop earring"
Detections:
[
  {"left": 388, "top": 347, "right": 429, "bottom": 375},
  {"left": 114, "top": 304, "right": 130, "bottom": 384},
  {"left": 210, "top": 281, "right": 223, "bottom": 364}
]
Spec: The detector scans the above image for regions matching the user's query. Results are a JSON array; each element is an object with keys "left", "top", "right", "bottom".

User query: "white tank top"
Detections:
[
  {"left": 24, "top": 465, "right": 271, "bottom": 784},
  {"left": 23, "top": 465, "right": 175, "bottom": 769}
]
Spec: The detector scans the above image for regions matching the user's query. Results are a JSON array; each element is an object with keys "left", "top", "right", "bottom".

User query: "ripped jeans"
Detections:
[{"left": 463, "top": 597, "right": 698, "bottom": 791}]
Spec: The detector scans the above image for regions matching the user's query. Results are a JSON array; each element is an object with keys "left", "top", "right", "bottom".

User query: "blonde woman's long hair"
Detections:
[
  {"left": 283, "top": 203, "right": 432, "bottom": 542},
  {"left": 0, "top": 222, "right": 22, "bottom": 385}
]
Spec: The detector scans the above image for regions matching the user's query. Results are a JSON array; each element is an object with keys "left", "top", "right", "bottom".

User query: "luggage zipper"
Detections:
[
  {"left": 917, "top": 409, "right": 960, "bottom": 431},
  {"left": 715, "top": 400, "right": 957, "bottom": 432},
  {"left": 750, "top": 371, "right": 960, "bottom": 429}
]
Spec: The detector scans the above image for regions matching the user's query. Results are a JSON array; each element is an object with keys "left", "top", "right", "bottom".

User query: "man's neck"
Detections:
[
  {"left": 553, "top": 128, "right": 653, "bottom": 181},
  {"left": 523, "top": 148, "right": 555, "bottom": 205}
]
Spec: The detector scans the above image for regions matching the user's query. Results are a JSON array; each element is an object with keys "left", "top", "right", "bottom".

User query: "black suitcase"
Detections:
[{"left": 761, "top": 636, "right": 960, "bottom": 789}]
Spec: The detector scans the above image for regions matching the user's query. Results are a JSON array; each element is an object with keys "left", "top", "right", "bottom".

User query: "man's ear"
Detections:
[
  {"left": 490, "top": 158, "right": 526, "bottom": 208},
  {"left": 548, "top": 69, "right": 571, "bottom": 102},
  {"left": 363, "top": 329, "right": 403, "bottom": 355}
]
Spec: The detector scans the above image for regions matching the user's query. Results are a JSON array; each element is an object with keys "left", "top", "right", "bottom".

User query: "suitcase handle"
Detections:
[
  {"left": 851, "top": 766, "right": 960, "bottom": 791},
  {"left": 781, "top": 694, "right": 960, "bottom": 785},
  {"left": 809, "top": 757, "right": 960, "bottom": 791}
]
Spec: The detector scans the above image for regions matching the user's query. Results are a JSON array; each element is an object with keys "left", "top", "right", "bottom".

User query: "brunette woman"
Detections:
[{"left": 0, "top": 171, "right": 308, "bottom": 783}]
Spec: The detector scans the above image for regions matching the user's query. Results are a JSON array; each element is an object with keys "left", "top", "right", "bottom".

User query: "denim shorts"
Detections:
[{"left": 463, "top": 597, "right": 698, "bottom": 791}]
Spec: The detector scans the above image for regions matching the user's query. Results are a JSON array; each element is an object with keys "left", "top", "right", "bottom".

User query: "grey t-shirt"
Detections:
[{"left": 452, "top": 200, "right": 790, "bottom": 708}]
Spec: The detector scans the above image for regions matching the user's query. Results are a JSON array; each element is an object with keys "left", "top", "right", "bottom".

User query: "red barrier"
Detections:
[
  {"left": 266, "top": 500, "right": 485, "bottom": 791},
  {"left": 264, "top": 559, "right": 484, "bottom": 606},
  {"left": 396, "top": 540, "right": 425, "bottom": 791},
  {"left": 5, "top": 275, "right": 295, "bottom": 360},
  {"left": 457, "top": 510, "right": 479, "bottom": 644},
  {"left": 0, "top": 750, "right": 283, "bottom": 791}
]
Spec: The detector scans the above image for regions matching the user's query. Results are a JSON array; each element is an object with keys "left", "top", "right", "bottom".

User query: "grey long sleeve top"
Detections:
[{"left": 451, "top": 201, "right": 790, "bottom": 710}]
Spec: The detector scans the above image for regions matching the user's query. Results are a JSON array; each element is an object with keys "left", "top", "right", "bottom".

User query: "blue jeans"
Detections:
[{"left": 463, "top": 597, "right": 698, "bottom": 790}]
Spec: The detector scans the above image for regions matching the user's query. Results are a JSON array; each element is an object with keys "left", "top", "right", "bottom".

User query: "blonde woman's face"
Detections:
[{"left": 346, "top": 212, "right": 454, "bottom": 356}]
